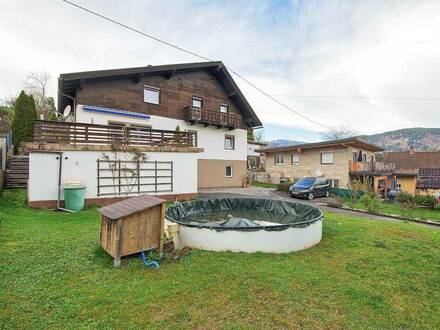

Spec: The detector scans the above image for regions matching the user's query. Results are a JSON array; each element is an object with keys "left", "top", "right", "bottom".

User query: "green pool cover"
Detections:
[{"left": 166, "top": 198, "right": 323, "bottom": 231}]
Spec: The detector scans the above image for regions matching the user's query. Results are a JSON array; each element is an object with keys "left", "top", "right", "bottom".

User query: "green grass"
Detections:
[
  {"left": 251, "top": 181, "right": 278, "bottom": 189},
  {"left": 1, "top": 189, "right": 439, "bottom": 329},
  {"left": 345, "top": 199, "right": 440, "bottom": 222}
]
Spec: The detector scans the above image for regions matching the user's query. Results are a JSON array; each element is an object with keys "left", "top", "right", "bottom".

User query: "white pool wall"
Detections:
[{"left": 171, "top": 219, "right": 323, "bottom": 253}]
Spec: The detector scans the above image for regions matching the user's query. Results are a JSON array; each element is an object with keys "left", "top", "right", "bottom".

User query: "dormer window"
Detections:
[
  {"left": 220, "top": 103, "right": 229, "bottom": 113},
  {"left": 192, "top": 97, "right": 202, "bottom": 109},
  {"left": 143, "top": 85, "right": 160, "bottom": 105}
]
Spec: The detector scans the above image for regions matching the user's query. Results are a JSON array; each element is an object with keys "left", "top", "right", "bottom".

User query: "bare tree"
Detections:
[
  {"left": 322, "top": 124, "right": 358, "bottom": 140},
  {"left": 25, "top": 71, "right": 56, "bottom": 119},
  {"left": 253, "top": 129, "right": 265, "bottom": 143}
]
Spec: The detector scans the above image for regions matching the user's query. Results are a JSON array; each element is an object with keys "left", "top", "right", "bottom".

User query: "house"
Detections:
[
  {"left": 24, "top": 61, "right": 262, "bottom": 208},
  {"left": 260, "top": 138, "right": 386, "bottom": 190},
  {"left": 381, "top": 150, "right": 440, "bottom": 195},
  {"left": 247, "top": 140, "right": 267, "bottom": 170}
]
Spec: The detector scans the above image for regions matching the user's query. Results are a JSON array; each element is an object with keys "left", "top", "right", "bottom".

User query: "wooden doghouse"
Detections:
[{"left": 98, "top": 194, "right": 166, "bottom": 268}]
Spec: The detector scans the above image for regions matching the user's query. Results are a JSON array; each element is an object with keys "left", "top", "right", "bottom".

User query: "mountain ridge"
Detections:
[{"left": 266, "top": 127, "right": 440, "bottom": 151}]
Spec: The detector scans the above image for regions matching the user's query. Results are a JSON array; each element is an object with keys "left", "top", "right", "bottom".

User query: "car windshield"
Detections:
[{"left": 294, "top": 178, "right": 315, "bottom": 187}]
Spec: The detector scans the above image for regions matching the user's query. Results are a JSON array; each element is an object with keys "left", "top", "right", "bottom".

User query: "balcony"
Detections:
[
  {"left": 349, "top": 161, "right": 395, "bottom": 175},
  {"left": 183, "top": 106, "right": 241, "bottom": 129},
  {"left": 32, "top": 120, "right": 196, "bottom": 148}
]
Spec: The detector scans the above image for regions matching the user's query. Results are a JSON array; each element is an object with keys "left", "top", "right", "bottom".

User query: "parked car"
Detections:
[{"left": 289, "top": 177, "right": 330, "bottom": 200}]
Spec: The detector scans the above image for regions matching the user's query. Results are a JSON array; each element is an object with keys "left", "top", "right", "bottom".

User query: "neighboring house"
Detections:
[
  {"left": 381, "top": 149, "right": 440, "bottom": 195},
  {"left": 260, "top": 138, "right": 385, "bottom": 189},
  {"left": 247, "top": 141, "right": 267, "bottom": 169},
  {"left": 24, "top": 61, "right": 262, "bottom": 207}
]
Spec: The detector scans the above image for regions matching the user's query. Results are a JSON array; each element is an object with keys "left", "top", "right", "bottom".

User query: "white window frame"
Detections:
[
  {"left": 275, "top": 154, "right": 284, "bottom": 165},
  {"left": 291, "top": 153, "right": 300, "bottom": 164},
  {"left": 192, "top": 96, "right": 202, "bottom": 109},
  {"left": 226, "top": 165, "right": 233, "bottom": 178},
  {"left": 225, "top": 135, "right": 235, "bottom": 150},
  {"left": 321, "top": 152, "right": 334, "bottom": 164},
  {"left": 143, "top": 85, "right": 160, "bottom": 105},
  {"left": 220, "top": 103, "right": 229, "bottom": 113}
]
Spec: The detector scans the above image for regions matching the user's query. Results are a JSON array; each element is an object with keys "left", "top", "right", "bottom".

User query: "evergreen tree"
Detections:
[{"left": 12, "top": 91, "right": 38, "bottom": 153}]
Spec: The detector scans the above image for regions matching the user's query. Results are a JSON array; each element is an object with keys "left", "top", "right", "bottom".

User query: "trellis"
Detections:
[{"left": 97, "top": 159, "right": 173, "bottom": 197}]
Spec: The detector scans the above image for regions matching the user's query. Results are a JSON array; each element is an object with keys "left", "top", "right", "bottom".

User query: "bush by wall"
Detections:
[{"left": 414, "top": 195, "right": 437, "bottom": 209}]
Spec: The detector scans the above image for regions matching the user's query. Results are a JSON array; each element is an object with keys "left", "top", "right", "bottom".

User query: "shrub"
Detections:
[
  {"left": 359, "top": 194, "right": 381, "bottom": 212},
  {"left": 414, "top": 195, "right": 436, "bottom": 209},
  {"left": 278, "top": 182, "right": 292, "bottom": 192},
  {"left": 12, "top": 91, "right": 37, "bottom": 153},
  {"left": 396, "top": 192, "right": 414, "bottom": 205}
]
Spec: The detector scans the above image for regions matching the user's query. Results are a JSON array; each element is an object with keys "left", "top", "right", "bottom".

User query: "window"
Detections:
[
  {"left": 220, "top": 103, "right": 229, "bottom": 113},
  {"left": 362, "top": 154, "right": 367, "bottom": 163},
  {"left": 192, "top": 97, "right": 202, "bottom": 108},
  {"left": 226, "top": 165, "right": 233, "bottom": 177},
  {"left": 275, "top": 154, "right": 284, "bottom": 165},
  {"left": 370, "top": 155, "right": 374, "bottom": 162},
  {"left": 225, "top": 135, "right": 235, "bottom": 150},
  {"left": 316, "top": 178, "right": 328, "bottom": 185},
  {"left": 352, "top": 152, "right": 357, "bottom": 162},
  {"left": 143, "top": 86, "right": 160, "bottom": 105},
  {"left": 291, "top": 153, "right": 300, "bottom": 164},
  {"left": 321, "top": 152, "right": 334, "bottom": 164}
]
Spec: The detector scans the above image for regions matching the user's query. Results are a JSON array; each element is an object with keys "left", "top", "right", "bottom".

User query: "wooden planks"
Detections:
[{"left": 34, "top": 120, "right": 195, "bottom": 148}]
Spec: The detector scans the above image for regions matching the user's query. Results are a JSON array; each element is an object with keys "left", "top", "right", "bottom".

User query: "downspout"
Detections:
[{"left": 55, "top": 152, "right": 74, "bottom": 212}]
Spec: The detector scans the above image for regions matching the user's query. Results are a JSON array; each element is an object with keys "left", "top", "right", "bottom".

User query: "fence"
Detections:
[{"left": 34, "top": 120, "right": 195, "bottom": 148}]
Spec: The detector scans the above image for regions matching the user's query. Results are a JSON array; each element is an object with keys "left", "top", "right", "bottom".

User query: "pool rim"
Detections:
[{"left": 165, "top": 197, "right": 324, "bottom": 231}]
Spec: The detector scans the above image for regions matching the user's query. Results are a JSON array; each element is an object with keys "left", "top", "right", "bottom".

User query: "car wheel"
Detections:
[
  {"left": 325, "top": 190, "right": 330, "bottom": 198},
  {"left": 308, "top": 192, "right": 314, "bottom": 200}
]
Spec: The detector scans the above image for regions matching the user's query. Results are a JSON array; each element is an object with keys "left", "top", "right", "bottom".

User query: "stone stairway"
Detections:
[{"left": 4, "top": 156, "right": 29, "bottom": 188}]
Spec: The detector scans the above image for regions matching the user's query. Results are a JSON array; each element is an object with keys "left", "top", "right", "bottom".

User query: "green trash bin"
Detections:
[{"left": 63, "top": 184, "right": 86, "bottom": 211}]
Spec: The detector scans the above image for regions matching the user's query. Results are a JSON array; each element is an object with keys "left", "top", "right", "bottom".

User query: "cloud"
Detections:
[{"left": 0, "top": 0, "right": 439, "bottom": 136}]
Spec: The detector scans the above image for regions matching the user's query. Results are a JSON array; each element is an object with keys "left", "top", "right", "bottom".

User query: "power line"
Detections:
[
  {"left": 272, "top": 94, "right": 440, "bottom": 101},
  {"left": 61, "top": 0, "right": 330, "bottom": 130}
]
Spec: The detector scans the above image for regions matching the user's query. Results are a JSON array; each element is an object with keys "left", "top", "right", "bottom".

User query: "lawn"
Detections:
[
  {"left": 251, "top": 181, "right": 278, "bottom": 189},
  {"left": 1, "top": 189, "right": 439, "bottom": 329},
  {"left": 344, "top": 199, "right": 440, "bottom": 223}
]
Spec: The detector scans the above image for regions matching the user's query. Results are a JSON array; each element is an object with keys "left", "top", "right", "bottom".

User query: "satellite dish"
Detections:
[{"left": 63, "top": 105, "right": 72, "bottom": 118}]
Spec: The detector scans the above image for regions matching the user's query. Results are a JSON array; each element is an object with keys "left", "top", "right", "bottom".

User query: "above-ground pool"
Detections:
[{"left": 166, "top": 198, "right": 323, "bottom": 253}]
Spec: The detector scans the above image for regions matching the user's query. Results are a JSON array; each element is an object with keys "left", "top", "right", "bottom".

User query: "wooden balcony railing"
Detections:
[
  {"left": 349, "top": 161, "right": 395, "bottom": 174},
  {"left": 183, "top": 106, "right": 241, "bottom": 129},
  {"left": 34, "top": 120, "right": 195, "bottom": 148}
]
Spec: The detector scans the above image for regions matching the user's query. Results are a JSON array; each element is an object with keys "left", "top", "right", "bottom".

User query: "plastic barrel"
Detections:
[{"left": 63, "top": 185, "right": 86, "bottom": 211}]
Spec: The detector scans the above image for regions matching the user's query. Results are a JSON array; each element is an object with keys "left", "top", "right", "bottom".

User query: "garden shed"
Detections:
[{"left": 98, "top": 194, "right": 166, "bottom": 268}]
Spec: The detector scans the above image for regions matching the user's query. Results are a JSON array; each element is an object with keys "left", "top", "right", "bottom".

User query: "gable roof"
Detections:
[
  {"left": 259, "top": 137, "right": 384, "bottom": 154},
  {"left": 98, "top": 194, "right": 165, "bottom": 220},
  {"left": 382, "top": 151, "right": 440, "bottom": 170},
  {"left": 58, "top": 61, "right": 262, "bottom": 128}
]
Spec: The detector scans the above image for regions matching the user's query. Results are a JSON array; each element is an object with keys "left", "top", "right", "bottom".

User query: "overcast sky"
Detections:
[{"left": 1, "top": 0, "right": 439, "bottom": 141}]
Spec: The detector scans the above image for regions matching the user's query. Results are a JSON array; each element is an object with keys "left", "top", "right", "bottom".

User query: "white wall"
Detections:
[
  {"left": 75, "top": 104, "right": 248, "bottom": 161},
  {"left": 28, "top": 150, "right": 197, "bottom": 202},
  {"left": 248, "top": 143, "right": 263, "bottom": 157}
]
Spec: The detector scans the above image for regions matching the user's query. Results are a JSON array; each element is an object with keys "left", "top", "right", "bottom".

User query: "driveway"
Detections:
[{"left": 198, "top": 187, "right": 440, "bottom": 230}]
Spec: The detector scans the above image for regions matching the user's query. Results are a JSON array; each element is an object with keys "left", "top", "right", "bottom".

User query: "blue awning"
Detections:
[{"left": 83, "top": 105, "right": 150, "bottom": 120}]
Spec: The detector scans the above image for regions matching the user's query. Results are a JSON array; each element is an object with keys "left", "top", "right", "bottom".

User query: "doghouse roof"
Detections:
[{"left": 99, "top": 194, "right": 166, "bottom": 220}]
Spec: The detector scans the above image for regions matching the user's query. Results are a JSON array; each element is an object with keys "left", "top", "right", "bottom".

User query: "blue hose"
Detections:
[{"left": 139, "top": 251, "right": 160, "bottom": 269}]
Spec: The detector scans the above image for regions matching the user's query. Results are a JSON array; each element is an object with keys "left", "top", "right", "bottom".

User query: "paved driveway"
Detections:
[{"left": 198, "top": 187, "right": 439, "bottom": 230}]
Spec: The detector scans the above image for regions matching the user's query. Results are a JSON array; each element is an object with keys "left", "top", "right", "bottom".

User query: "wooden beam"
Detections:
[{"left": 133, "top": 73, "right": 144, "bottom": 84}]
